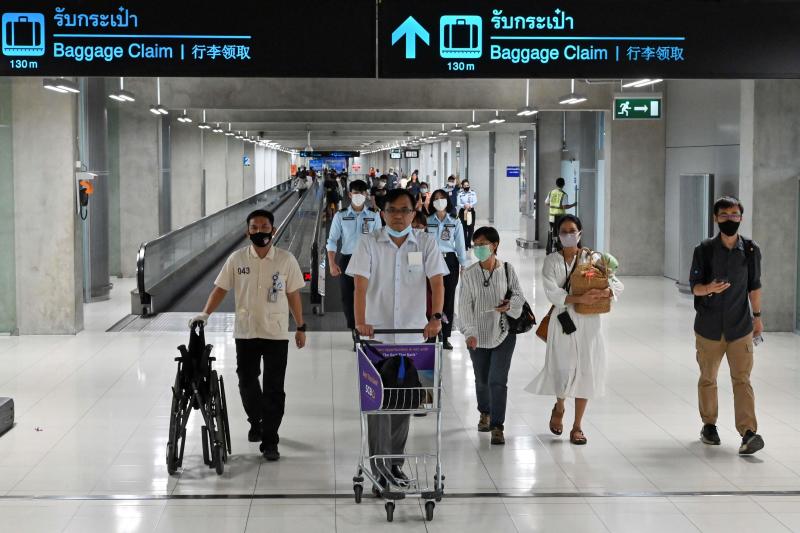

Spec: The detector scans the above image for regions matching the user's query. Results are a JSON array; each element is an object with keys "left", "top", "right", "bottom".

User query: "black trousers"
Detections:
[
  {"left": 459, "top": 208, "right": 475, "bottom": 249},
  {"left": 442, "top": 252, "right": 460, "bottom": 340},
  {"left": 235, "top": 338, "right": 289, "bottom": 446},
  {"left": 338, "top": 254, "right": 355, "bottom": 329}
]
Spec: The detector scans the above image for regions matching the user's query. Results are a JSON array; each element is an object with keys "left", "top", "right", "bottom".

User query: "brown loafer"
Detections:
[{"left": 491, "top": 427, "right": 505, "bottom": 445}]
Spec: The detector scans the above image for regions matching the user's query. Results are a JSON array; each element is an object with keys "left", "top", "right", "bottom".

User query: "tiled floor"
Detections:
[{"left": 1, "top": 231, "right": 799, "bottom": 532}]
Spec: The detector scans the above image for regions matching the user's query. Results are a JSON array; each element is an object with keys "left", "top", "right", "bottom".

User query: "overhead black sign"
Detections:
[
  {"left": 299, "top": 151, "right": 360, "bottom": 158},
  {"left": 0, "top": 0, "right": 376, "bottom": 77},
  {"left": 378, "top": 0, "right": 800, "bottom": 78}
]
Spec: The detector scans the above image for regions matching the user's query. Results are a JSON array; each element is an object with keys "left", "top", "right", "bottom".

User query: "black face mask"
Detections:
[
  {"left": 250, "top": 232, "right": 272, "bottom": 247},
  {"left": 463, "top": 187, "right": 470, "bottom": 191},
  {"left": 718, "top": 221, "right": 740, "bottom": 237}
]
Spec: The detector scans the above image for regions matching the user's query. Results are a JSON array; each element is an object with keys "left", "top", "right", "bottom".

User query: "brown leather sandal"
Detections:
[
  {"left": 549, "top": 404, "right": 565, "bottom": 435},
  {"left": 570, "top": 428, "right": 587, "bottom": 445}
]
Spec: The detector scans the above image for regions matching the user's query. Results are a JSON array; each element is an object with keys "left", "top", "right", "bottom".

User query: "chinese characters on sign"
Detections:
[{"left": 191, "top": 44, "right": 251, "bottom": 60}]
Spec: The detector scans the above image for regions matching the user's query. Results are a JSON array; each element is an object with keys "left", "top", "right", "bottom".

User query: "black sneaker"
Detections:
[
  {"left": 701, "top": 424, "right": 721, "bottom": 445},
  {"left": 739, "top": 430, "right": 765, "bottom": 455},
  {"left": 261, "top": 443, "right": 280, "bottom": 461},
  {"left": 442, "top": 340, "right": 454, "bottom": 350},
  {"left": 248, "top": 424, "right": 262, "bottom": 443},
  {"left": 390, "top": 465, "right": 409, "bottom": 486},
  {"left": 372, "top": 476, "right": 388, "bottom": 498}
]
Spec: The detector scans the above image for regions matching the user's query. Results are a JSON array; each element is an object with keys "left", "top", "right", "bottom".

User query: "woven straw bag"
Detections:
[{"left": 570, "top": 249, "right": 611, "bottom": 315}]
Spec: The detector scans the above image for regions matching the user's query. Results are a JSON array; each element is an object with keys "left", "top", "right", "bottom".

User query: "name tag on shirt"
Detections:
[
  {"left": 408, "top": 251, "right": 423, "bottom": 272},
  {"left": 343, "top": 216, "right": 356, "bottom": 221}
]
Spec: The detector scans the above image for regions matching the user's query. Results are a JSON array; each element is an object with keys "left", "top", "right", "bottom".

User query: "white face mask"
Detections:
[
  {"left": 433, "top": 199, "right": 448, "bottom": 212},
  {"left": 350, "top": 193, "right": 366, "bottom": 207},
  {"left": 559, "top": 232, "right": 581, "bottom": 249}
]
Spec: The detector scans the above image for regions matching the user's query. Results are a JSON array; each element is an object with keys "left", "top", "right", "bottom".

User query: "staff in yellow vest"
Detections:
[{"left": 544, "top": 177, "right": 576, "bottom": 253}]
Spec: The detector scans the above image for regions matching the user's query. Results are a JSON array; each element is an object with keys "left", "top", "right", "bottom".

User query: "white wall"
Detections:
[{"left": 664, "top": 80, "right": 741, "bottom": 280}]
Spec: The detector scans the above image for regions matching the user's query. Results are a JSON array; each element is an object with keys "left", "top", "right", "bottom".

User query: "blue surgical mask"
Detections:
[{"left": 386, "top": 225, "right": 413, "bottom": 238}]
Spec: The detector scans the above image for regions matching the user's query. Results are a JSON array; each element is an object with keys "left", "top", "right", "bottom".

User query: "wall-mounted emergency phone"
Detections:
[{"left": 75, "top": 171, "right": 97, "bottom": 220}]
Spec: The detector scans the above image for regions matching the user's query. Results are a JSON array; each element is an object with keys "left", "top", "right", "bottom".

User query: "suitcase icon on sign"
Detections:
[
  {"left": 2, "top": 13, "right": 46, "bottom": 57},
  {"left": 439, "top": 15, "right": 482, "bottom": 59}
]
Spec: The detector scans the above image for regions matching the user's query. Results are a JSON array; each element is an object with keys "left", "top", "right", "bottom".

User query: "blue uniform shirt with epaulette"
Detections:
[
  {"left": 426, "top": 213, "right": 469, "bottom": 266},
  {"left": 326, "top": 206, "right": 381, "bottom": 255}
]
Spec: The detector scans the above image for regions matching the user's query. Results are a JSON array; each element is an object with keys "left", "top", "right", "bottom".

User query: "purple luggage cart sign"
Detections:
[
  {"left": 358, "top": 348, "right": 383, "bottom": 412},
  {"left": 358, "top": 343, "right": 436, "bottom": 411}
]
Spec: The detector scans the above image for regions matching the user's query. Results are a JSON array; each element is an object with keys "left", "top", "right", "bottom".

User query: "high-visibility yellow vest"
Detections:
[{"left": 548, "top": 189, "right": 566, "bottom": 218}]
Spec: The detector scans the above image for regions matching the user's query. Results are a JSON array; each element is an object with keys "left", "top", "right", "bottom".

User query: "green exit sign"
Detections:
[{"left": 613, "top": 97, "right": 662, "bottom": 120}]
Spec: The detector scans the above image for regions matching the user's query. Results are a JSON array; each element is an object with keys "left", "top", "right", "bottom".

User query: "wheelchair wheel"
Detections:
[
  {"left": 219, "top": 376, "right": 232, "bottom": 454},
  {"left": 214, "top": 444, "right": 225, "bottom": 475},
  {"left": 166, "top": 367, "right": 182, "bottom": 475},
  {"left": 209, "top": 371, "right": 227, "bottom": 463}
]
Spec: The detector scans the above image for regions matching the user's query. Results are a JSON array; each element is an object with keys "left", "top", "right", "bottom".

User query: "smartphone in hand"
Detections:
[{"left": 753, "top": 335, "right": 765, "bottom": 346}]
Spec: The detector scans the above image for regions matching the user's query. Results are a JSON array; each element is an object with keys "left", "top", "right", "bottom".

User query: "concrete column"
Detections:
[
  {"left": 226, "top": 139, "right": 244, "bottom": 206},
  {"left": 204, "top": 134, "right": 227, "bottom": 215},
  {"left": 467, "top": 132, "right": 490, "bottom": 221},
  {"left": 171, "top": 122, "right": 203, "bottom": 229},
  {"left": 739, "top": 80, "right": 800, "bottom": 331},
  {"left": 243, "top": 143, "right": 255, "bottom": 198},
  {"left": 738, "top": 80, "right": 755, "bottom": 239},
  {"left": 537, "top": 112, "right": 566, "bottom": 244},
  {"left": 118, "top": 77, "right": 161, "bottom": 277},
  {"left": 493, "top": 131, "right": 521, "bottom": 231},
  {"left": 607, "top": 116, "right": 666, "bottom": 275},
  {"left": 0, "top": 79, "right": 15, "bottom": 333},
  {"left": 12, "top": 78, "right": 83, "bottom": 334}
]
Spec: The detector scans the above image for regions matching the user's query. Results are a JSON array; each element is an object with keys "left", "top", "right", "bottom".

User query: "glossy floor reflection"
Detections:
[{"left": 1, "top": 232, "right": 799, "bottom": 532}]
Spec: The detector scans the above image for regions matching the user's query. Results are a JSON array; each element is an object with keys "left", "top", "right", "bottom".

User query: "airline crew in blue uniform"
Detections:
[
  {"left": 327, "top": 179, "right": 381, "bottom": 331},
  {"left": 426, "top": 188, "right": 470, "bottom": 350}
]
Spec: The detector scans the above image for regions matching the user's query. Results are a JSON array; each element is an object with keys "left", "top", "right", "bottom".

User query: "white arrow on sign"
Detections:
[{"left": 634, "top": 105, "right": 649, "bottom": 112}]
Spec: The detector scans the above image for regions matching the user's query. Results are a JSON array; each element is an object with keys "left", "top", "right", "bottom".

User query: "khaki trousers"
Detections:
[{"left": 695, "top": 333, "right": 757, "bottom": 436}]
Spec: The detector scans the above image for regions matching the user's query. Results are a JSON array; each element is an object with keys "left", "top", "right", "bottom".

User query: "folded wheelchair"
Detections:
[{"left": 166, "top": 322, "right": 232, "bottom": 475}]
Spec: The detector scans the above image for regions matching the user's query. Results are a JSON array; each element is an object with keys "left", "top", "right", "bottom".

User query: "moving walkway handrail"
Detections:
[
  {"left": 134, "top": 179, "right": 295, "bottom": 315},
  {"left": 308, "top": 186, "right": 327, "bottom": 306}
]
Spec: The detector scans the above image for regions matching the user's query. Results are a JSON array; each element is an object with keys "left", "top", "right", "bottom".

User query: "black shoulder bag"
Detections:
[{"left": 503, "top": 262, "right": 536, "bottom": 334}]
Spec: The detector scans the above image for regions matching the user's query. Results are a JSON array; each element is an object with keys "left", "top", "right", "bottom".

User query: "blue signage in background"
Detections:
[
  {"left": 378, "top": 0, "right": 800, "bottom": 79},
  {"left": 506, "top": 166, "right": 521, "bottom": 178},
  {"left": 0, "top": 0, "right": 377, "bottom": 76}
]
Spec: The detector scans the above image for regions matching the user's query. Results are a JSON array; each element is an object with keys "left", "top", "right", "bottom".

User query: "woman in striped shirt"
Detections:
[{"left": 458, "top": 226, "right": 526, "bottom": 445}]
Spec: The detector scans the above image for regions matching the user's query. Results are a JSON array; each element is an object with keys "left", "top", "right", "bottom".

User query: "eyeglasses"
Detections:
[
  {"left": 385, "top": 207, "right": 415, "bottom": 215},
  {"left": 717, "top": 214, "right": 742, "bottom": 221}
]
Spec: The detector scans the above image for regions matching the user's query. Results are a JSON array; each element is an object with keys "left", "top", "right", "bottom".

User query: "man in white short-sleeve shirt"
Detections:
[
  {"left": 191, "top": 209, "right": 306, "bottom": 461},
  {"left": 346, "top": 188, "right": 448, "bottom": 494}
]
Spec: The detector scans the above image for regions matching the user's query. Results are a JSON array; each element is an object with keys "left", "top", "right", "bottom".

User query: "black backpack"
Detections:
[{"left": 363, "top": 342, "right": 424, "bottom": 410}]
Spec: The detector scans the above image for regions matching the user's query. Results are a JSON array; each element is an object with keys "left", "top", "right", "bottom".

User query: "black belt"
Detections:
[{"left": 442, "top": 252, "right": 457, "bottom": 257}]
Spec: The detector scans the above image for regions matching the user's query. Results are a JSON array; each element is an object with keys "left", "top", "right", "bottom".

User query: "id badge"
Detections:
[
  {"left": 362, "top": 219, "right": 371, "bottom": 234},
  {"left": 440, "top": 228, "right": 451, "bottom": 241},
  {"left": 268, "top": 288, "right": 278, "bottom": 303},
  {"left": 407, "top": 251, "right": 423, "bottom": 272}
]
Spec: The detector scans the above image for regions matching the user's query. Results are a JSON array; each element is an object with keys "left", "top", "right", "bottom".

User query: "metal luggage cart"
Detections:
[{"left": 352, "top": 329, "right": 445, "bottom": 522}]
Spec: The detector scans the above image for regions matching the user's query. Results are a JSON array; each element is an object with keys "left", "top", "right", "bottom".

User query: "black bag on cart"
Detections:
[
  {"left": 0, "top": 397, "right": 14, "bottom": 436},
  {"left": 375, "top": 355, "right": 424, "bottom": 410}
]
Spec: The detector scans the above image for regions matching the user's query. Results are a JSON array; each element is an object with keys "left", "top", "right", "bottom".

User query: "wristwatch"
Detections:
[
  {"left": 431, "top": 313, "right": 443, "bottom": 321},
  {"left": 296, "top": 323, "right": 307, "bottom": 332},
  {"left": 752, "top": 312, "right": 762, "bottom": 318}
]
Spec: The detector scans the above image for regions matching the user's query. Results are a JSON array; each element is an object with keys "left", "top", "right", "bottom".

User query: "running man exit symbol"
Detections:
[{"left": 391, "top": 16, "right": 430, "bottom": 59}]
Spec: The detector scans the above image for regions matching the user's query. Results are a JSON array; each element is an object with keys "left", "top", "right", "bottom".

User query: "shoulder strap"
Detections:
[
  {"left": 563, "top": 256, "right": 579, "bottom": 293},
  {"left": 700, "top": 239, "right": 714, "bottom": 283}
]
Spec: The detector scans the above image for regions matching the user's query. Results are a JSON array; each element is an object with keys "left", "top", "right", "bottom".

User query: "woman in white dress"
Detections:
[{"left": 525, "top": 215, "right": 624, "bottom": 445}]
